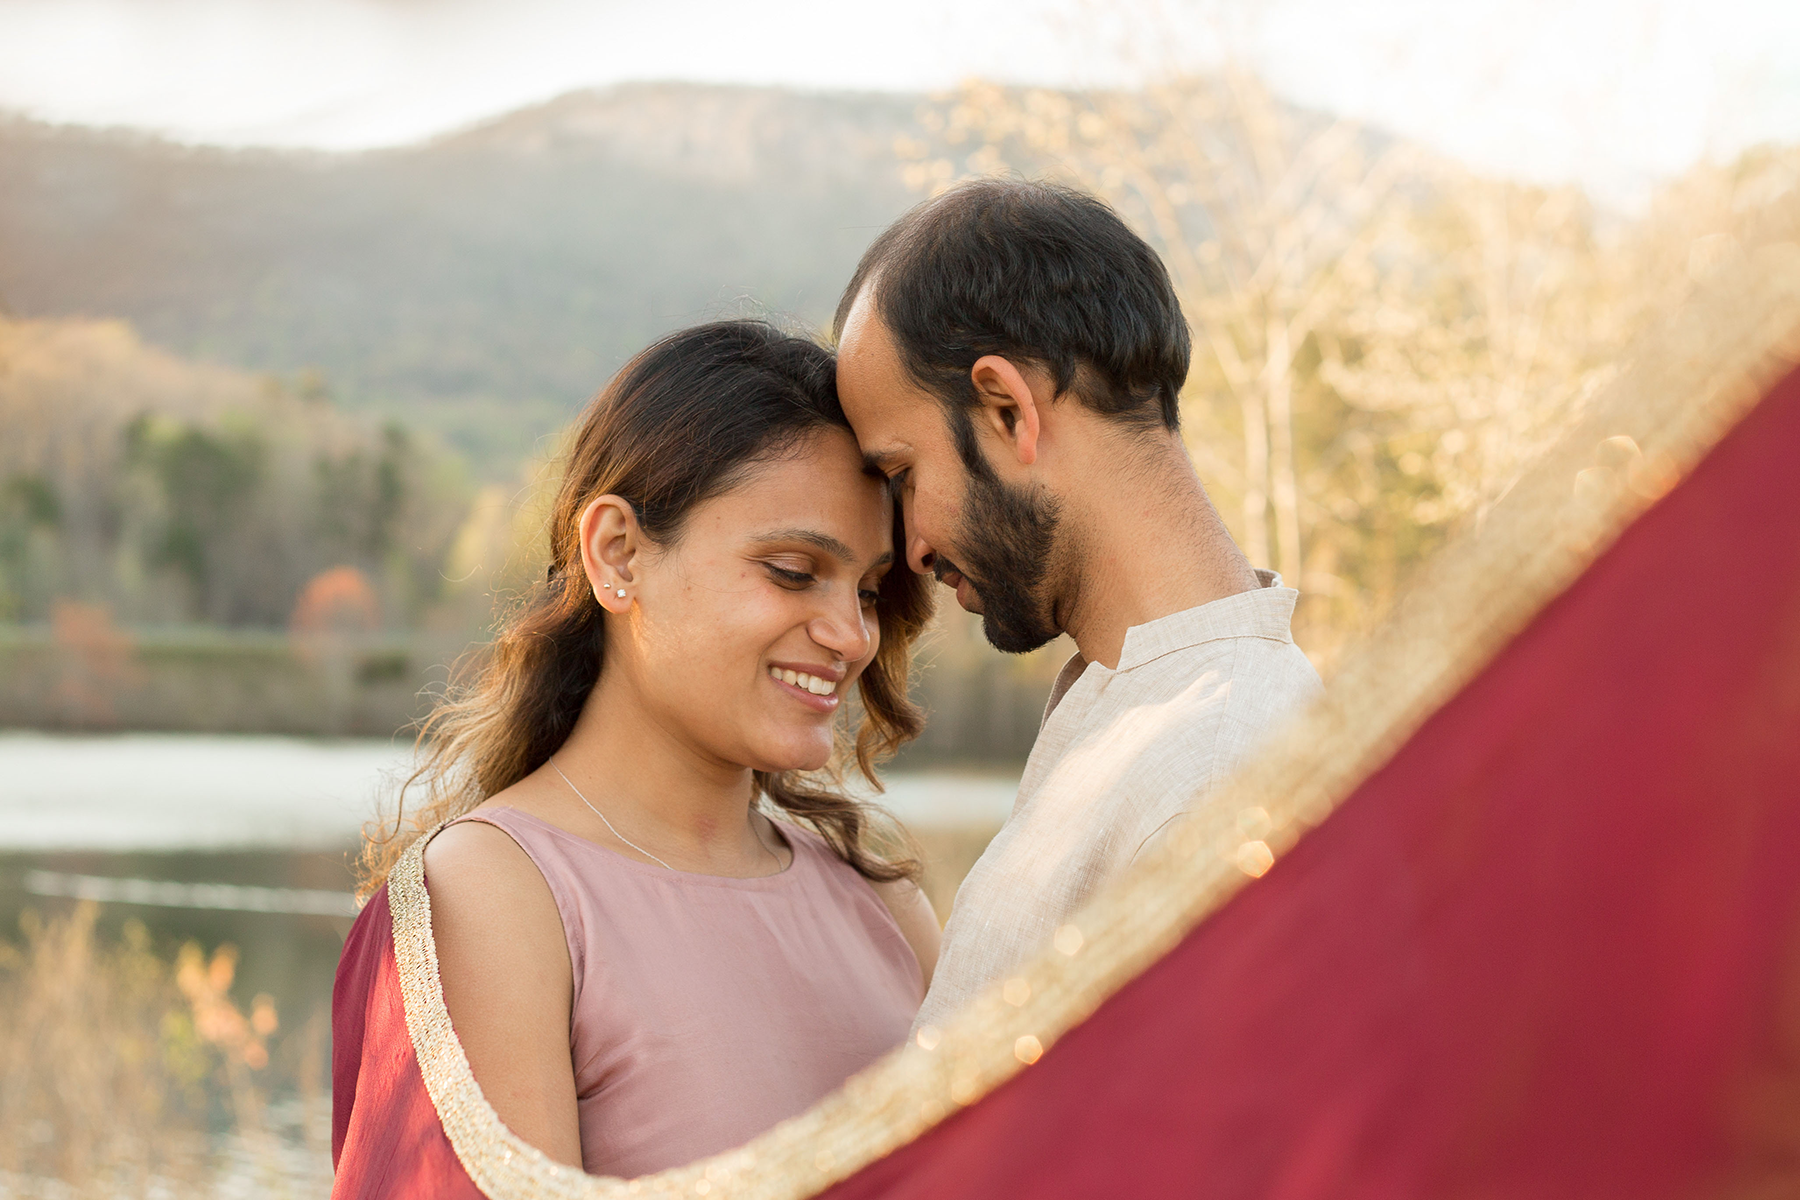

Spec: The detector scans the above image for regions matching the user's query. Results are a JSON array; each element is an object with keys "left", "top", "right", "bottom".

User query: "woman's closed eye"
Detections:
[
  {"left": 766, "top": 562, "right": 882, "bottom": 608},
  {"left": 764, "top": 563, "right": 814, "bottom": 588}
]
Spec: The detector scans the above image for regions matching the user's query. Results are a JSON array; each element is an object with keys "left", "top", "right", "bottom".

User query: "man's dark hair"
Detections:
[{"left": 834, "top": 178, "right": 1191, "bottom": 435}]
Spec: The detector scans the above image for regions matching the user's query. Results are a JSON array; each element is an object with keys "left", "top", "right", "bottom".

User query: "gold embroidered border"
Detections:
[
  {"left": 389, "top": 836, "right": 607, "bottom": 1198},
  {"left": 386, "top": 247, "right": 1800, "bottom": 1200}
]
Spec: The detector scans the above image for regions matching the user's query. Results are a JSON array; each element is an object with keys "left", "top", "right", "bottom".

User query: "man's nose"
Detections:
[
  {"left": 899, "top": 488, "right": 936, "bottom": 575},
  {"left": 907, "top": 531, "right": 936, "bottom": 577}
]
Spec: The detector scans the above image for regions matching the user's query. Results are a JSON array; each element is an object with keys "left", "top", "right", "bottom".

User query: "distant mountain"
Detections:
[{"left": 0, "top": 84, "right": 924, "bottom": 474}]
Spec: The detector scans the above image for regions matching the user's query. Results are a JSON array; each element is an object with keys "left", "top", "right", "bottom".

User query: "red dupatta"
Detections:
[{"left": 332, "top": 883, "right": 484, "bottom": 1199}]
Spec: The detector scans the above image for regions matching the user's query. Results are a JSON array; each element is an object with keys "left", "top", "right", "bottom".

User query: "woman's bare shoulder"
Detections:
[
  {"left": 422, "top": 816, "right": 583, "bottom": 1165},
  {"left": 423, "top": 813, "right": 530, "bottom": 877},
  {"left": 424, "top": 819, "right": 566, "bottom": 969},
  {"left": 419, "top": 809, "right": 507, "bottom": 872},
  {"left": 422, "top": 818, "right": 564, "bottom": 950}
]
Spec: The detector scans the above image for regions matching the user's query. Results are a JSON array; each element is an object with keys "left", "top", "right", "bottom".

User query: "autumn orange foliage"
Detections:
[{"left": 289, "top": 566, "right": 380, "bottom": 637}]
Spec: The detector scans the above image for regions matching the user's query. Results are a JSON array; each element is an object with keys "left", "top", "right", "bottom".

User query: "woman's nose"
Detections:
[{"left": 808, "top": 589, "right": 873, "bottom": 662}]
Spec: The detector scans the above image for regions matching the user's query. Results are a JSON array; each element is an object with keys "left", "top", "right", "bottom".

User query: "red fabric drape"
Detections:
[
  {"left": 821, "top": 368, "right": 1800, "bottom": 1198},
  {"left": 332, "top": 885, "right": 485, "bottom": 1200}
]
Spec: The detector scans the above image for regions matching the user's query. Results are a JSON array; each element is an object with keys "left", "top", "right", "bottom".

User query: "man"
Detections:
[{"left": 834, "top": 179, "right": 1323, "bottom": 1031}]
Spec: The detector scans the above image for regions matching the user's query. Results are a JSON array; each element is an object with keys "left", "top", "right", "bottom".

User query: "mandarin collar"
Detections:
[{"left": 1111, "top": 569, "right": 1298, "bottom": 673}]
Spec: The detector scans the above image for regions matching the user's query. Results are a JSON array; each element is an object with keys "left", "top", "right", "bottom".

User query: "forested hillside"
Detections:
[
  {"left": 6, "top": 78, "right": 1794, "bottom": 668},
  {"left": 0, "top": 84, "right": 920, "bottom": 475},
  {"left": 0, "top": 316, "right": 467, "bottom": 627}
]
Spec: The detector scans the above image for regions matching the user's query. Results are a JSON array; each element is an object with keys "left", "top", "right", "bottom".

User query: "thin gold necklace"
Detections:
[{"left": 547, "top": 758, "right": 781, "bottom": 874}]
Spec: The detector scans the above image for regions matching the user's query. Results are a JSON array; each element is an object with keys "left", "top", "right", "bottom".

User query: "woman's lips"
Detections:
[{"left": 767, "top": 670, "right": 841, "bottom": 713}]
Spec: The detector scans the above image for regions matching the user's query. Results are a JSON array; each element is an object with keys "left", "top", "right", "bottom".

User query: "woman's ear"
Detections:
[
  {"left": 578, "top": 495, "right": 642, "bottom": 612},
  {"left": 969, "top": 354, "right": 1044, "bottom": 467}
]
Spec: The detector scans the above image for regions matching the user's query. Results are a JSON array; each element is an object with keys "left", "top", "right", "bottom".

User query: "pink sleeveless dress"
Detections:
[{"left": 448, "top": 807, "right": 921, "bottom": 1178}]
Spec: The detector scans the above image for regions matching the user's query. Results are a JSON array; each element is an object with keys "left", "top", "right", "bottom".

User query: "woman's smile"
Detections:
[{"left": 767, "top": 661, "right": 843, "bottom": 712}]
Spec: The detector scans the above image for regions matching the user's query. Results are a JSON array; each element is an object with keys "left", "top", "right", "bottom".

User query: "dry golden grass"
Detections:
[{"left": 0, "top": 903, "right": 330, "bottom": 1197}]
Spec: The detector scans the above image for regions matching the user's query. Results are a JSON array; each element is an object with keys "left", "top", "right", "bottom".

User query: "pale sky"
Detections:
[{"left": 0, "top": 0, "right": 1795, "bottom": 207}]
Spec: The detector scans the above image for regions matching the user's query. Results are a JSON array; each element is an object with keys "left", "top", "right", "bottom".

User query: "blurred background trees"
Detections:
[
  {"left": 0, "top": 902, "right": 331, "bottom": 1194},
  {"left": 895, "top": 72, "right": 1800, "bottom": 666},
  {"left": 0, "top": 316, "right": 469, "bottom": 630},
  {"left": 2, "top": 75, "right": 1797, "bottom": 713}
]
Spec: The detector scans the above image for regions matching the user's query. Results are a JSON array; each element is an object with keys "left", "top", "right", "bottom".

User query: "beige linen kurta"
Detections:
[{"left": 913, "top": 570, "right": 1323, "bottom": 1033}]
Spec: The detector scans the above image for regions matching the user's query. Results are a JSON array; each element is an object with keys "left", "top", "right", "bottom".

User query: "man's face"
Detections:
[{"left": 836, "top": 291, "right": 1064, "bottom": 654}]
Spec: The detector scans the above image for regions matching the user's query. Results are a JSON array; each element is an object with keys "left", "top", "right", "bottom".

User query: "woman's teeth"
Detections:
[{"left": 770, "top": 667, "right": 836, "bottom": 696}]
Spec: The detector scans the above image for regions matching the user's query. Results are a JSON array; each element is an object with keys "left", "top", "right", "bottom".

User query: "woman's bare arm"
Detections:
[
  {"left": 424, "top": 820, "right": 582, "bottom": 1166},
  {"left": 872, "top": 878, "right": 942, "bottom": 995}
]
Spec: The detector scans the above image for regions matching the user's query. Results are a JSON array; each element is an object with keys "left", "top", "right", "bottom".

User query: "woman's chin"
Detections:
[{"left": 744, "top": 735, "right": 834, "bottom": 776}]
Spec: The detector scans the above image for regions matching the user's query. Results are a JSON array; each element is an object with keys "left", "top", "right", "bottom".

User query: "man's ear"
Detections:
[
  {"left": 969, "top": 355, "right": 1045, "bottom": 467},
  {"left": 578, "top": 495, "right": 643, "bottom": 613}
]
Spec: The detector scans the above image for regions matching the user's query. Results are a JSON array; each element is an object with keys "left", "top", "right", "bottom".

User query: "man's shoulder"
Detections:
[
  {"left": 1118, "top": 628, "right": 1320, "bottom": 707},
  {"left": 1054, "top": 637, "right": 1319, "bottom": 820},
  {"left": 1155, "top": 634, "right": 1321, "bottom": 743},
  {"left": 1219, "top": 634, "right": 1324, "bottom": 699}
]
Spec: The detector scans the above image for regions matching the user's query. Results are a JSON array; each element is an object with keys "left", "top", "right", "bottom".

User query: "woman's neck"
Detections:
[{"left": 536, "top": 666, "right": 780, "bottom": 876}]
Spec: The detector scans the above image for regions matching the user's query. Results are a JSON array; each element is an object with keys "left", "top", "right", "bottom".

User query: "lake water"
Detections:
[
  {"left": 0, "top": 731, "right": 1014, "bottom": 976},
  {"left": 0, "top": 733, "right": 1016, "bottom": 1032},
  {"left": 0, "top": 732, "right": 1020, "bottom": 853},
  {"left": 0, "top": 730, "right": 1015, "bottom": 1189}
]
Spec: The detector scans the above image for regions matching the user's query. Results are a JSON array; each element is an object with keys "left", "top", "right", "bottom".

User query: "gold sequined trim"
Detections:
[
  {"left": 386, "top": 253, "right": 1800, "bottom": 1198},
  {"left": 388, "top": 836, "right": 610, "bottom": 1197}
]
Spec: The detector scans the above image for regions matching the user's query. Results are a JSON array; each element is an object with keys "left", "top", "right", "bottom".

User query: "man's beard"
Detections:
[{"left": 939, "top": 449, "right": 1064, "bottom": 655}]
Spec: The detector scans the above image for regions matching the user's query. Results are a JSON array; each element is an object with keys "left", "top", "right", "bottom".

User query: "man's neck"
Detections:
[{"left": 1057, "top": 437, "right": 1259, "bottom": 670}]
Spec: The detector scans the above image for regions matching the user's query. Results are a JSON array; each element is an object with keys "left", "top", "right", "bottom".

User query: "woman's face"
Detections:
[{"left": 599, "top": 428, "right": 894, "bottom": 774}]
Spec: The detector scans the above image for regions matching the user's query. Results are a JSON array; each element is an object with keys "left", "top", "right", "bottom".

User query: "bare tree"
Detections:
[{"left": 892, "top": 57, "right": 1794, "bottom": 664}]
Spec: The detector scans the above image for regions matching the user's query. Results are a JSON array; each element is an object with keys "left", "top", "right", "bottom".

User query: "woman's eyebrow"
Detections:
[
  {"left": 754, "top": 528, "right": 859, "bottom": 564},
  {"left": 754, "top": 530, "right": 894, "bottom": 570}
]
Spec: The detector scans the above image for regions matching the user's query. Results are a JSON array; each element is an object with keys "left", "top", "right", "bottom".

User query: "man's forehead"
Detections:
[
  {"left": 837, "top": 300, "right": 907, "bottom": 430},
  {"left": 837, "top": 284, "right": 880, "bottom": 349},
  {"left": 839, "top": 300, "right": 931, "bottom": 412},
  {"left": 837, "top": 290, "right": 953, "bottom": 477}
]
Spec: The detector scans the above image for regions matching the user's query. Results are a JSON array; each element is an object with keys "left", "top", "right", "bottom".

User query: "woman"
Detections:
[{"left": 331, "top": 321, "right": 940, "bottom": 1194}]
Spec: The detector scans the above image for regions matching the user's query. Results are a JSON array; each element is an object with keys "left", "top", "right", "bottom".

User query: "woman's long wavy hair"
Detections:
[{"left": 360, "top": 321, "right": 934, "bottom": 891}]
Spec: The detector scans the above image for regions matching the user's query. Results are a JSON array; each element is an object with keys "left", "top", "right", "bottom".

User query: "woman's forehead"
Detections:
[{"left": 696, "top": 433, "right": 892, "bottom": 559}]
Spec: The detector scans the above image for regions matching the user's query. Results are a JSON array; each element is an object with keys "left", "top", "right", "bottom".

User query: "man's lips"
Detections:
[{"left": 935, "top": 566, "right": 983, "bottom": 614}]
